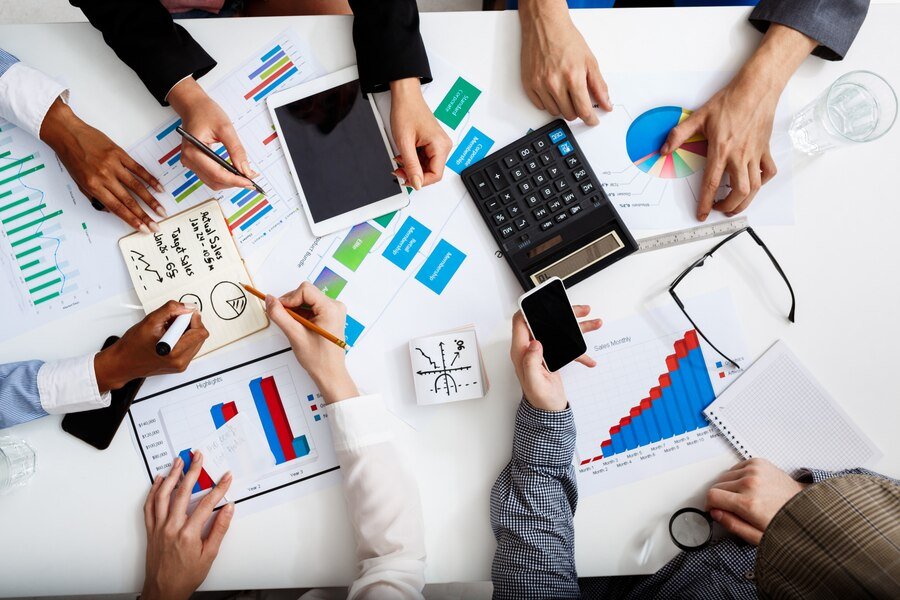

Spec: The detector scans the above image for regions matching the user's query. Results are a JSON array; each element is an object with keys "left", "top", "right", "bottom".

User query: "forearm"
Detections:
[
  {"left": 735, "top": 24, "right": 817, "bottom": 100},
  {"left": 519, "top": 0, "right": 572, "bottom": 40}
]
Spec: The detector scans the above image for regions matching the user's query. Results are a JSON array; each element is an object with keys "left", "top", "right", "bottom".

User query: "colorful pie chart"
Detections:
[{"left": 625, "top": 106, "right": 708, "bottom": 179}]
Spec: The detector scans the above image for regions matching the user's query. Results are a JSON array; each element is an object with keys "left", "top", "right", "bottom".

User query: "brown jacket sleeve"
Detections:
[{"left": 756, "top": 474, "right": 900, "bottom": 599}]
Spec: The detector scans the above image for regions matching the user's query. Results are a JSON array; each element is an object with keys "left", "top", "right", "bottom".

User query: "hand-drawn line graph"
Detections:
[
  {"left": 414, "top": 340, "right": 476, "bottom": 396},
  {"left": 129, "top": 250, "right": 163, "bottom": 290}
]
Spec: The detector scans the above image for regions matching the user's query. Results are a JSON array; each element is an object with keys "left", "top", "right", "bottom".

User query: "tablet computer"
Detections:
[{"left": 267, "top": 66, "right": 407, "bottom": 236}]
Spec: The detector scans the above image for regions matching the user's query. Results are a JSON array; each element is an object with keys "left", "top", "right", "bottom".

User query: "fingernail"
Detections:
[
  {"left": 605, "top": 94, "right": 612, "bottom": 108},
  {"left": 148, "top": 221, "right": 161, "bottom": 234},
  {"left": 660, "top": 144, "right": 669, "bottom": 155},
  {"left": 224, "top": 471, "right": 233, "bottom": 481},
  {"left": 154, "top": 183, "right": 165, "bottom": 193},
  {"left": 139, "top": 224, "right": 151, "bottom": 234},
  {"left": 193, "top": 450, "right": 202, "bottom": 459},
  {"left": 155, "top": 206, "right": 168, "bottom": 218},
  {"left": 174, "top": 457, "right": 183, "bottom": 467},
  {"left": 412, "top": 175, "right": 423, "bottom": 190},
  {"left": 265, "top": 294, "right": 275, "bottom": 309},
  {"left": 699, "top": 213, "right": 709, "bottom": 222},
  {"left": 224, "top": 503, "right": 235, "bottom": 514},
  {"left": 710, "top": 509, "right": 722, "bottom": 521},
  {"left": 182, "top": 301, "right": 199, "bottom": 311},
  {"left": 154, "top": 475, "right": 162, "bottom": 483}
]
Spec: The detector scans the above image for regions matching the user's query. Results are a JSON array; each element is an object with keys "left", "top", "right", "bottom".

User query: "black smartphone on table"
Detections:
[
  {"left": 518, "top": 276, "right": 588, "bottom": 372},
  {"left": 61, "top": 335, "right": 145, "bottom": 450}
]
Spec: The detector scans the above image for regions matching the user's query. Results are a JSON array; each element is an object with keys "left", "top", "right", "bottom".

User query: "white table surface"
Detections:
[{"left": 1, "top": 7, "right": 899, "bottom": 597}]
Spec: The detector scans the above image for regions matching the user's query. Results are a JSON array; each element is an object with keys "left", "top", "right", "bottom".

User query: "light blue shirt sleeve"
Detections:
[
  {"left": 0, "top": 360, "right": 48, "bottom": 430},
  {"left": 0, "top": 48, "right": 20, "bottom": 79}
]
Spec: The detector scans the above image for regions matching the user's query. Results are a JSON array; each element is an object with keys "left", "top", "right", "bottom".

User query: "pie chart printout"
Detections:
[{"left": 626, "top": 106, "right": 708, "bottom": 179}]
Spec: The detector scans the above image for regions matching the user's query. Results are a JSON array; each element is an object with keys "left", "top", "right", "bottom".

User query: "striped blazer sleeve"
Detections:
[{"left": 0, "top": 360, "right": 47, "bottom": 429}]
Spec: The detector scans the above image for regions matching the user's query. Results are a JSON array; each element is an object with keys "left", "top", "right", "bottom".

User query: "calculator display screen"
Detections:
[
  {"left": 530, "top": 231, "right": 625, "bottom": 286},
  {"left": 275, "top": 80, "right": 399, "bottom": 222}
]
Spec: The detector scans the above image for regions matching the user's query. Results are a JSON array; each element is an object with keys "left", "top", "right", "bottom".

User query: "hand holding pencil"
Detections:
[{"left": 252, "top": 282, "right": 359, "bottom": 404}]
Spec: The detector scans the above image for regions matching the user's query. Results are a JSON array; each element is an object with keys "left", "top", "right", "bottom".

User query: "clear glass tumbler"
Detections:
[
  {"left": 790, "top": 71, "right": 897, "bottom": 155},
  {"left": 0, "top": 437, "right": 36, "bottom": 493}
]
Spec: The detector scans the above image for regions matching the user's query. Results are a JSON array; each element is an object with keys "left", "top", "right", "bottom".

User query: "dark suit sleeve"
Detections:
[
  {"left": 70, "top": 0, "right": 216, "bottom": 105},
  {"left": 348, "top": 0, "right": 432, "bottom": 94},
  {"left": 750, "top": 0, "right": 871, "bottom": 61}
]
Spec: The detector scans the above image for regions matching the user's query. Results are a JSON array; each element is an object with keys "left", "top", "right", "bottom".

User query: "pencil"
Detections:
[
  {"left": 241, "top": 283, "right": 348, "bottom": 350},
  {"left": 175, "top": 126, "right": 266, "bottom": 197}
]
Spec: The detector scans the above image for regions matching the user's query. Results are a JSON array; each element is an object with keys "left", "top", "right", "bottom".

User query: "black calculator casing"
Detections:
[{"left": 461, "top": 120, "right": 637, "bottom": 290}]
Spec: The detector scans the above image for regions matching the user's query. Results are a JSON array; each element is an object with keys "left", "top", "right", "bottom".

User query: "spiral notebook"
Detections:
[{"left": 703, "top": 340, "right": 881, "bottom": 475}]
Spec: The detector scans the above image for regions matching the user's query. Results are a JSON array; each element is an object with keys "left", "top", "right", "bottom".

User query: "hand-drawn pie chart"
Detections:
[
  {"left": 210, "top": 281, "right": 248, "bottom": 320},
  {"left": 625, "top": 106, "right": 708, "bottom": 179}
]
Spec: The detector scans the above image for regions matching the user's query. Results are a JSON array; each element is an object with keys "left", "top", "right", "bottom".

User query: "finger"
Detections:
[
  {"left": 265, "top": 294, "right": 298, "bottom": 334},
  {"left": 726, "top": 161, "right": 762, "bottom": 216},
  {"left": 93, "top": 187, "right": 146, "bottom": 232},
  {"left": 537, "top": 88, "right": 562, "bottom": 117},
  {"left": 569, "top": 81, "right": 598, "bottom": 126},
  {"left": 710, "top": 479, "right": 744, "bottom": 493},
  {"left": 575, "top": 354, "right": 597, "bottom": 368},
  {"left": 572, "top": 305, "right": 592, "bottom": 318},
  {"left": 714, "top": 161, "right": 751, "bottom": 215},
  {"left": 169, "top": 312, "right": 208, "bottom": 365},
  {"left": 396, "top": 134, "right": 424, "bottom": 191},
  {"left": 705, "top": 487, "right": 751, "bottom": 520},
  {"left": 391, "top": 167, "right": 408, "bottom": 186},
  {"left": 511, "top": 311, "right": 533, "bottom": 357},
  {"left": 760, "top": 150, "right": 778, "bottom": 186},
  {"left": 188, "top": 471, "right": 233, "bottom": 532},
  {"left": 697, "top": 149, "right": 725, "bottom": 222},
  {"left": 586, "top": 63, "right": 612, "bottom": 112},
  {"left": 661, "top": 113, "right": 703, "bottom": 156},
  {"left": 217, "top": 123, "right": 255, "bottom": 179},
  {"left": 715, "top": 466, "right": 750, "bottom": 483},
  {"left": 202, "top": 502, "right": 235, "bottom": 561},
  {"left": 550, "top": 83, "right": 578, "bottom": 122},
  {"left": 280, "top": 281, "right": 329, "bottom": 314},
  {"left": 119, "top": 167, "right": 165, "bottom": 221},
  {"left": 147, "top": 299, "right": 195, "bottom": 330},
  {"left": 526, "top": 87, "right": 546, "bottom": 111},
  {"left": 154, "top": 456, "right": 184, "bottom": 526},
  {"left": 181, "top": 145, "right": 251, "bottom": 191},
  {"left": 579, "top": 318, "right": 602, "bottom": 335},
  {"left": 419, "top": 135, "right": 451, "bottom": 187},
  {"left": 120, "top": 156, "right": 167, "bottom": 218},
  {"left": 171, "top": 451, "right": 204, "bottom": 521},
  {"left": 144, "top": 475, "right": 163, "bottom": 534},
  {"left": 522, "top": 340, "right": 546, "bottom": 373},
  {"left": 107, "top": 178, "right": 159, "bottom": 233},
  {"left": 710, "top": 509, "right": 763, "bottom": 545},
  {"left": 120, "top": 151, "right": 165, "bottom": 195}
]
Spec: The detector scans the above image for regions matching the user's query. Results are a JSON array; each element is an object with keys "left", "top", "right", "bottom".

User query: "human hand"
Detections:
[
  {"left": 141, "top": 452, "right": 234, "bottom": 600},
  {"left": 389, "top": 77, "right": 452, "bottom": 190},
  {"left": 39, "top": 98, "right": 166, "bottom": 233},
  {"left": 519, "top": 0, "right": 612, "bottom": 125},
  {"left": 660, "top": 24, "right": 817, "bottom": 221},
  {"left": 94, "top": 301, "right": 208, "bottom": 391},
  {"left": 705, "top": 458, "right": 807, "bottom": 545},
  {"left": 167, "top": 77, "right": 256, "bottom": 191},
  {"left": 265, "top": 282, "right": 358, "bottom": 404},
  {"left": 510, "top": 306, "right": 601, "bottom": 412}
]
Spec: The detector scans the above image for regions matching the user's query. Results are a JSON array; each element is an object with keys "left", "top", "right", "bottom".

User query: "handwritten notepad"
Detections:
[
  {"left": 119, "top": 200, "right": 268, "bottom": 355},
  {"left": 703, "top": 340, "right": 882, "bottom": 475},
  {"left": 408, "top": 326, "right": 488, "bottom": 405}
]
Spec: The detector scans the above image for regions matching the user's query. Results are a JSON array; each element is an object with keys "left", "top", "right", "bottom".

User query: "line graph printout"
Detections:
[
  {"left": 561, "top": 289, "right": 747, "bottom": 496},
  {"left": 129, "top": 30, "right": 326, "bottom": 258},
  {"left": 0, "top": 119, "right": 131, "bottom": 341},
  {"left": 570, "top": 72, "right": 795, "bottom": 229},
  {"left": 130, "top": 335, "right": 340, "bottom": 516}
]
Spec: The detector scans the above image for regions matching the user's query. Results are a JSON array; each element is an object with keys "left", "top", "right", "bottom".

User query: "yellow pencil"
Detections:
[{"left": 242, "top": 283, "right": 348, "bottom": 350}]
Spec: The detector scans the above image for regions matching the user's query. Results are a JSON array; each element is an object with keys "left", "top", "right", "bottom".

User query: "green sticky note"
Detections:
[
  {"left": 373, "top": 211, "right": 397, "bottom": 228},
  {"left": 333, "top": 223, "right": 381, "bottom": 272},
  {"left": 434, "top": 77, "right": 482, "bottom": 130}
]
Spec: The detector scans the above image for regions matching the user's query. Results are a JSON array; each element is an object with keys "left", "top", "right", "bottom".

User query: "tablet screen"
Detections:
[{"left": 274, "top": 80, "right": 399, "bottom": 223}]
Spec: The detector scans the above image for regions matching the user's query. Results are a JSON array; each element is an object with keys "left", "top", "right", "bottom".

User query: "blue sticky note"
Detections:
[
  {"left": 549, "top": 128, "right": 567, "bottom": 143},
  {"left": 345, "top": 315, "right": 365, "bottom": 346},
  {"left": 382, "top": 216, "right": 431, "bottom": 270},
  {"left": 415, "top": 239, "right": 466, "bottom": 294},
  {"left": 447, "top": 127, "right": 494, "bottom": 174}
]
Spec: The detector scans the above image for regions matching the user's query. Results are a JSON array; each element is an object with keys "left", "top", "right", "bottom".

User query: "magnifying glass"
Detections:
[{"left": 669, "top": 508, "right": 714, "bottom": 551}]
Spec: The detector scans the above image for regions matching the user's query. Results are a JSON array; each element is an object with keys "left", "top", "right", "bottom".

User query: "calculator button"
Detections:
[
  {"left": 508, "top": 204, "right": 522, "bottom": 218},
  {"left": 500, "top": 224, "right": 515, "bottom": 239},
  {"left": 503, "top": 155, "right": 518, "bottom": 168},
  {"left": 511, "top": 167, "right": 526, "bottom": 181},
  {"left": 518, "top": 146, "right": 534, "bottom": 160},
  {"left": 515, "top": 217, "right": 529, "bottom": 230},
  {"left": 533, "top": 206, "right": 549, "bottom": 220},
  {"left": 499, "top": 190, "right": 514, "bottom": 204},
  {"left": 519, "top": 180, "right": 534, "bottom": 194},
  {"left": 540, "top": 220, "right": 554, "bottom": 232},
  {"left": 533, "top": 172, "right": 548, "bottom": 186},
  {"left": 547, "top": 165, "right": 562, "bottom": 179},
  {"left": 486, "top": 163, "right": 508, "bottom": 190},
  {"left": 485, "top": 198, "right": 501, "bottom": 212},
  {"left": 540, "top": 186, "right": 554, "bottom": 199},
  {"left": 533, "top": 137, "right": 550, "bottom": 152},
  {"left": 565, "top": 155, "right": 580, "bottom": 168},
  {"left": 492, "top": 211, "right": 508, "bottom": 225},
  {"left": 472, "top": 171, "right": 492, "bottom": 198},
  {"left": 589, "top": 195, "right": 603, "bottom": 207},
  {"left": 580, "top": 181, "right": 595, "bottom": 195},
  {"left": 548, "top": 198, "right": 563, "bottom": 212},
  {"left": 562, "top": 191, "right": 577, "bottom": 204},
  {"left": 558, "top": 141, "right": 574, "bottom": 156},
  {"left": 555, "top": 212, "right": 569, "bottom": 224},
  {"left": 525, "top": 159, "right": 540, "bottom": 173},
  {"left": 570, "top": 203, "right": 584, "bottom": 216},
  {"left": 549, "top": 128, "right": 567, "bottom": 144},
  {"left": 555, "top": 179, "right": 569, "bottom": 192},
  {"left": 539, "top": 152, "right": 553, "bottom": 165},
  {"left": 525, "top": 194, "right": 540, "bottom": 207},
  {"left": 573, "top": 168, "right": 588, "bottom": 181}
]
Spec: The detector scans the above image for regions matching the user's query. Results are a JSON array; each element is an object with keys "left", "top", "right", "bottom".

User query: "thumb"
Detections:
[
  {"left": 522, "top": 340, "right": 546, "bottom": 374},
  {"left": 710, "top": 509, "right": 764, "bottom": 546},
  {"left": 265, "top": 294, "right": 296, "bottom": 332},
  {"left": 397, "top": 134, "right": 424, "bottom": 191},
  {"left": 661, "top": 113, "right": 702, "bottom": 156},
  {"left": 203, "top": 502, "right": 234, "bottom": 560}
]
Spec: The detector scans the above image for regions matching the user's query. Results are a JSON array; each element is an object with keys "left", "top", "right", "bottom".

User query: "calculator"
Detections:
[{"left": 461, "top": 120, "right": 637, "bottom": 290}]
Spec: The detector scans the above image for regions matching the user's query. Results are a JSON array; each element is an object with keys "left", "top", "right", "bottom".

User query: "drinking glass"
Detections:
[
  {"left": 0, "top": 437, "right": 36, "bottom": 493},
  {"left": 790, "top": 71, "right": 897, "bottom": 155}
]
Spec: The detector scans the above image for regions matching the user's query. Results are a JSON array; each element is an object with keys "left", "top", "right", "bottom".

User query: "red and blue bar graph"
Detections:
[
  {"left": 178, "top": 449, "right": 215, "bottom": 493},
  {"left": 250, "top": 375, "right": 311, "bottom": 465},
  {"left": 244, "top": 44, "right": 298, "bottom": 103},
  {"left": 211, "top": 401, "right": 238, "bottom": 429},
  {"left": 582, "top": 330, "right": 716, "bottom": 465}
]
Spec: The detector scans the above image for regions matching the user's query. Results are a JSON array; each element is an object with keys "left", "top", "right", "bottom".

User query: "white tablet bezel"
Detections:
[{"left": 266, "top": 66, "right": 407, "bottom": 237}]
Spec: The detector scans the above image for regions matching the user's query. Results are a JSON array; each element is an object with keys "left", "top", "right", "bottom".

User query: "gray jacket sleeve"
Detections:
[{"left": 750, "top": 0, "right": 871, "bottom": 60}]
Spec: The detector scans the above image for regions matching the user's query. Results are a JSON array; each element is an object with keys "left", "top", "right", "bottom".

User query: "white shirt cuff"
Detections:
[
  {"left": 0, "top": 62, "right": 68, "bottom": 140},
  {"left": 326, "top": 394, "right": 395, "bottom": 453},
  {"left": 37, "top": 352, "right": 111, "bottom": 415},
  {"left": 164, "top": 74, "right": 194, "bottom": 105}
]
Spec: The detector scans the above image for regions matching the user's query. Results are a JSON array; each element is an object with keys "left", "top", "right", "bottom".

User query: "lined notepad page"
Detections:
[
  {"left": 119, "top": 200, "right": 268, "bottom": 356},
  {"left": 704, "top": 340, "right": 881, "bottom": 475}
]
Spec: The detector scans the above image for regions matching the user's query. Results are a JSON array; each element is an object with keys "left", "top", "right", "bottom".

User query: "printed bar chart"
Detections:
[
  {"left": 210, "top": 401, "right": 239, "bottom": 429},
  {"left": 249, "top": 375, "right": 312, "bottom": 465},
  {"left": 179, "top": 449, "right": 215, "bottom": 493},
  {"left": 244, "top": 44, "right": 299, "bottom": 103}
]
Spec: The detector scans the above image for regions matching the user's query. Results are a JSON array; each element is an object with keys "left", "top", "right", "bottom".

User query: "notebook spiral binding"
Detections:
[{"left": 705, "top": 410, "right": 752, "bottom": 459}]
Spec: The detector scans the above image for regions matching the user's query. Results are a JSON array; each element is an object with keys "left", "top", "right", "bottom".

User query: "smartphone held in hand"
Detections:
[{"left": 518, "top": 277, "right": 587, "bottom": 372}]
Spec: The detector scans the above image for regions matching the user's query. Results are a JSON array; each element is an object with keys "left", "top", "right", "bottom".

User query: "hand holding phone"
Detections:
[{"left": 518, "top": 277, "right": 593, "bottom": 372}]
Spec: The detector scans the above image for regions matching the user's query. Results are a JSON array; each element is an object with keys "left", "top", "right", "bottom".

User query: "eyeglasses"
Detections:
[{"left": 669, "top": 227, "right": 795, "bottom": 369}]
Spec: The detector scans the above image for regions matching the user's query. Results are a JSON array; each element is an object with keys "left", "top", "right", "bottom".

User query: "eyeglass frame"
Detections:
[{"left": 668, "top": 226, "right": 796, "bottom": 370}]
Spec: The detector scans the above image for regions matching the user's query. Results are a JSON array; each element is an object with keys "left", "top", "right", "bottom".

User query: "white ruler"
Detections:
[{"left": 636, "top": 217, "right": 750, "bottom": 254}]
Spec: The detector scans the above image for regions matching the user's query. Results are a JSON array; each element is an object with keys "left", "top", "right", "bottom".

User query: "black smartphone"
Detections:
[
  {"left": 61, "top": 335, "right": 145, "bottom": 450},
  {"left": 518, "top": 276, "right": 587, "bottom": 372}
]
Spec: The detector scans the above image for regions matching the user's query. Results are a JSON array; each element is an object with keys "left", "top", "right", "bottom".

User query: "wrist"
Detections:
[
  {"left": 313, "top": 366, "right": 359, "bottom": 404},
  {"left": 94, "top": 346, "right": 132, "bottom": 393},
  {"left": 38, "top": 97, "right": 79, "bottom": 150},
  {"left": 167, "top": 77, "right": 205, "bottom": 116},
  {"left": 520, "top": 0, "right": 571, "bottom": 33},
  {"left": 389, "top": 77, "right": 421, "bottom": 97}
]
